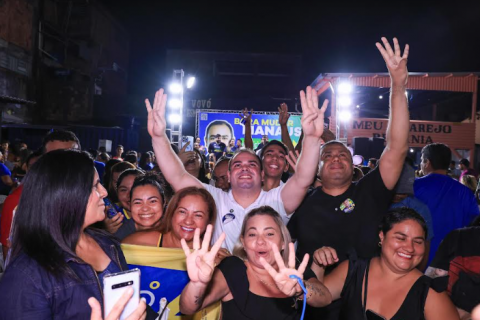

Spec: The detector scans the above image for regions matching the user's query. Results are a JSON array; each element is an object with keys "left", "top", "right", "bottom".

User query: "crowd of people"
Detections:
[{"left": 0, "top": 37, "right": 479, "bottom": 320}]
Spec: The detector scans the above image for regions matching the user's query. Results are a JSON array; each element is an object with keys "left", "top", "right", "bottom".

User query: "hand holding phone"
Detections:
[
  {"left": 89, "top": 288, "right": 146, "bottom": 320},
  {"left": 103, "top": 269, "right": 141, "bottom": 320}
]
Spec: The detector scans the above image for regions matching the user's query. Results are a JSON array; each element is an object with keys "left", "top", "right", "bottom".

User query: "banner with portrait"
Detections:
[
  {"left": 121, "top": 244, "right": 221, "bottom": 320},
  {"left": 196, "top": 110, "right": 302, "bottom": 149}
]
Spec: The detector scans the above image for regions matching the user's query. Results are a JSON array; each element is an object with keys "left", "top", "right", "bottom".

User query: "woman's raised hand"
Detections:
[
  {"left": 260, "top": 242, "right": 309, "bottom": 297},
  {"left": 145, "top": 89, "right": 168, "bottom": 139},
  {"left": 181, "top": 224, "right": 226, "bottom": 285}
]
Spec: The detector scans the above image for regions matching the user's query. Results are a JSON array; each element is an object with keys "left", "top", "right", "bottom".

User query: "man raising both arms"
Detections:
[
  {"left": 288, "top": 37, "right": 410, "bottom": 319},
  {"left": 146, "top": 86, "right": 328, "bottom": 251}
]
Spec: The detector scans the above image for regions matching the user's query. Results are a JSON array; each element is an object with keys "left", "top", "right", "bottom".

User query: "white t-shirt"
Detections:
[{"left": 203, "top": 183, "right": 289, "bottom": 252}]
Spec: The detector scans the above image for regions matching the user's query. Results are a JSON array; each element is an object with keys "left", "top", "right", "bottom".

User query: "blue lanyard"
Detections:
[{"left": 289, "top": 275, "right": 307, "bottom": 320}]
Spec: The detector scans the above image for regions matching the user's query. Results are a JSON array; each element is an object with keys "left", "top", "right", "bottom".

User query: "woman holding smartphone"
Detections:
[
  {"left": 0, "top": 150, "right": 146, "bottom": 319},
  {"left": 313, "top": 208, "right": 459, "bottom": 320}
]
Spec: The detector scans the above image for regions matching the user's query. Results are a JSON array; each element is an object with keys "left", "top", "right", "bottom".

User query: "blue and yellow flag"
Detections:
[{"left": 121, "top": 244, "right": 221, "bottom": 320}]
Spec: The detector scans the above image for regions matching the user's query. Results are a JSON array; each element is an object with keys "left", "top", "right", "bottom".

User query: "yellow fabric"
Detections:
[
  {"left": 122, "top": 207, "right": 131, "bottom": 219},
  {"left": 121, "top": 244, "right": 221, "bottom": 320}
]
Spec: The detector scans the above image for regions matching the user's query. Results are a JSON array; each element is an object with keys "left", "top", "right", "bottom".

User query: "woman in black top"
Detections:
[
  {"left": 179, "top": 206, "right": 332, "bottom": 319},
  {"left": 312, "top": 208, "right": 459, "bottom": 320}
]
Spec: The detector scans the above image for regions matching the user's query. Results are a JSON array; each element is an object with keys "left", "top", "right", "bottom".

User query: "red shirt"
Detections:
[{"left": 0, "top": 185, "right": 23, "bottom": 247}]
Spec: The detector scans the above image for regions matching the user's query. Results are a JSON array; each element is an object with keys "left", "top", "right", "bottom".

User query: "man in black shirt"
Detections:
[
  {"left": 288, "top": 37, "right": 410, "bottom": 319},
  {"left": 208, "top": 134, "right": 226, "bottom": 162}
]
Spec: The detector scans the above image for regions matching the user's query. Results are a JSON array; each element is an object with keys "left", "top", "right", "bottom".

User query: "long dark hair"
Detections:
[{"left": 8, "top": 150, "right": 95, "bottom": 277}]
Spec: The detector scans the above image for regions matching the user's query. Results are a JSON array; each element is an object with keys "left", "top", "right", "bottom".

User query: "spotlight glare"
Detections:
[
  {"left": 338, "top": 82, "right": 353, "bottom": 94},
  {"left": 168, "top": 114, "right": 182, "bottom": 124},
  {"left": 168, "top": 98, "right": 182, "bottom": 109},
  {"left": 186, "top": 77, "right": 196, "bottom": 89},
  {"left": 339, "top": 110, "right": 352, "bottom": 122},
  {"left": 410, "top": 148, "right": 414, "bottom": 153},
  {"left": 379, "top": 95, "right": 383, "bottom": 99},
  {"left": 338, "top": 96, "right": 352, "bottom": 107},
  {"left": 169, "top": 83, "right": 182, "bottom": 94},
  {"left": 356, "top": 105, "right": 360, "bottom": 109}
]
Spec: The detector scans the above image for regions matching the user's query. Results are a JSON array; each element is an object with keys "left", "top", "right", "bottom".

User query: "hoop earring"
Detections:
[{"left": 378, "top": 242, "right": 382, "bottom": 247}]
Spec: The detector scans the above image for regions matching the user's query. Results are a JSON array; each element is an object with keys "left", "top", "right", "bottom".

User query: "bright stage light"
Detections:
[
  {"left": 379, "top": 95, "right": 383, "bottom": 99},
  {"left": 356, "top": 105, "right": 360, "bottom": 109},
  {"left": 338, "top": 96, "right": 352, "bottom": 107},
  {"left": 338, "top": 82, "right": 353, "bottom": 95},
  {"left": 168, "top": 114, "right": 182, "bottom": 124},
  {"left": 186, "top": 77, "right": 196, "bottom": 89},
  {"left": 339, "top": 110, "right": 352, "bottom": 122},
  {"left": 410, "top": 148, "right": 414, "bottom": 153},
  {"left": 169, "top": 83, "right": 182, "bottom": 94},
  {"left": 168, "top": 98, "right": 182, "bottom": 109}
]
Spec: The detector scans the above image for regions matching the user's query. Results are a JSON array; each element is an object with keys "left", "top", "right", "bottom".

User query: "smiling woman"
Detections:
[
  {"left": 312, "top": 207, "right": 460, "bottom": 320},
  {"left": 179, "top": 206, "right": 332, "bottom": 319},
  {"left": 0, "top": 150, "right": 146, "bottom": 319},
  {"left": 122, "top": 186, "right": 216, "bottom": 250}
]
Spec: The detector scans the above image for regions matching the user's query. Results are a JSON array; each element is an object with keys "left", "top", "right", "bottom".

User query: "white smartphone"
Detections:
[
  {"left": 103, "top": 268, "right": 140, "bottom": 320},
  {"left": 182, "top": 136, "right": 194, "bottom": 151}
]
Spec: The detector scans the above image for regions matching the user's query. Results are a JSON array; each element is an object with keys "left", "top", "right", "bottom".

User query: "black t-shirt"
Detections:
[
  {"left": 430, "top": 227, "right": 480, "bottom": 311},
  {"left": 431, "top": 227, "right": 480, "bottom": 270},
  {"left": 288, "top": 166, "right": 394, "bottom": 264}
]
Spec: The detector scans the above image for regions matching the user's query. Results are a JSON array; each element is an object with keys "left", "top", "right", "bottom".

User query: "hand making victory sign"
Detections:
[
  {"left": 376, "top": 37, "right": 409, "bottom": 87},
  {"left": 299, "top": 87, "right": 329, "bottom": 141}
]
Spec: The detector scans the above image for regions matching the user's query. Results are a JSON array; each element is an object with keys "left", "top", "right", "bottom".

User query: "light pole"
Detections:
[
  {"left": 167, "top": 70, "right": 196, "bottom": 147},
  {"left": 335, "top": 81, "right": 353, "bottom": 143}
]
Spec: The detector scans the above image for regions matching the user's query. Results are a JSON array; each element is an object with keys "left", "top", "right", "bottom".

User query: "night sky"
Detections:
[{"left": 99, "top": 1, "right": 480, "bottom": 96}]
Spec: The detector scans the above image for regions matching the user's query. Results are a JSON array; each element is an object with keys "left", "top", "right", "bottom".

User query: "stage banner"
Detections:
[
  {"left": 196, "top": 111, "right": 302, "bottom": 149},
  {"left": 122, "top": 244, "right": 221, "bottom": 320}
]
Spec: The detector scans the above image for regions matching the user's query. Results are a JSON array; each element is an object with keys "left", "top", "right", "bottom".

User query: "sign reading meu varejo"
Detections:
[{"left": 346, "top": 118, "right": 475, "bottom": 150}]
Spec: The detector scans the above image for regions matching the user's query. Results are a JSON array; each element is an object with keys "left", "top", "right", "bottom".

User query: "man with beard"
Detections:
[
  {"left": 146, "top": 85, "right": 328, "bottom": 252},
  {"left": 208, "top": 134, "right": 226, "bottom": 162},
  {"left": 288, "top": 37, "right": 410, "bottom": 319}
]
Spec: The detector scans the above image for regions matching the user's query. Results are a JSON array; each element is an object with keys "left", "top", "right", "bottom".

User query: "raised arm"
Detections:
[
  {"left": 279, "top": 103, "right": 296, "bottom": 152},
  {"left": 179, "top": 226, "right": 228, "bottom": 314},
  {"left": 281, "top": 87, "right": 328, "bottom": 214},
  {"left": 146, "top": 89, "right": 203, "bottom": 191},
  {"left": 376, "top": 37, "right": 410, "bottom": 190},
  {"left": 241, "top": 108, "right": 254, "bottom": 149}
]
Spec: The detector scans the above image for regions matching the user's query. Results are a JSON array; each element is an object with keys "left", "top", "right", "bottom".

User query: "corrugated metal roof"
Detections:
[{"left": 312, "top": 72, "right": 479, "bottom": 93}]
